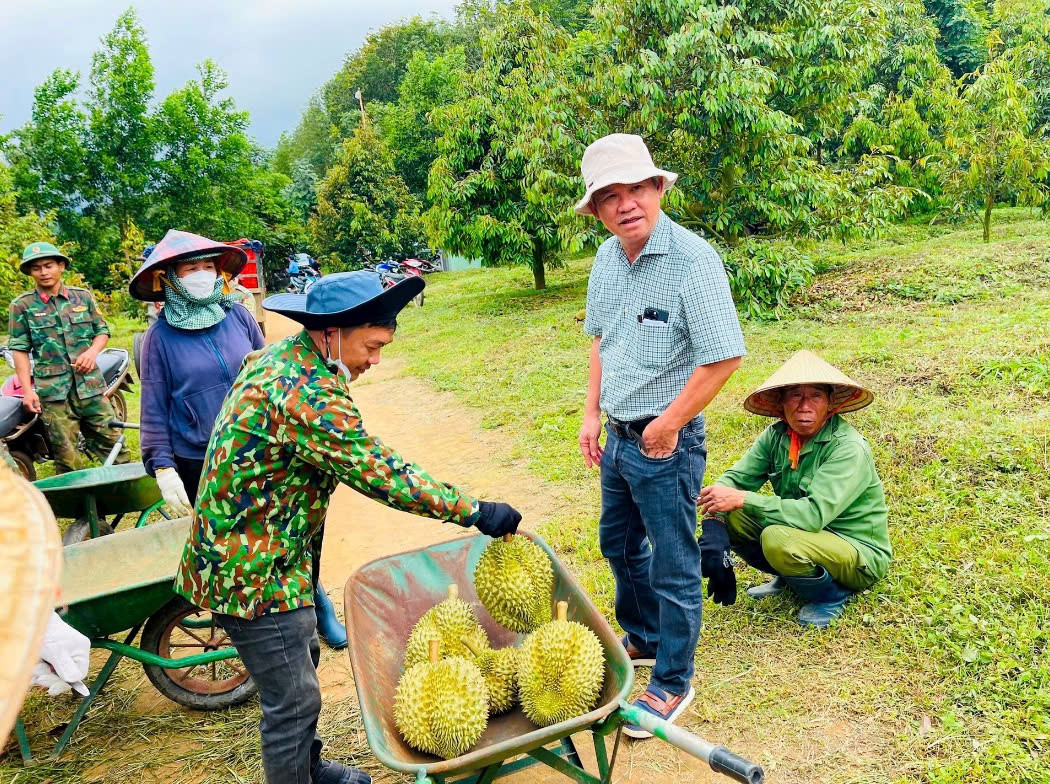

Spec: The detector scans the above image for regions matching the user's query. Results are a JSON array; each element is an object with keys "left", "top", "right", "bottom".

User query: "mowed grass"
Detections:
[
  {"left": 4, "top": 211, "right": 1048, "bottom": 783},
  {"left": 386, "top": 211, "right": 1050, "bottom": 783}
]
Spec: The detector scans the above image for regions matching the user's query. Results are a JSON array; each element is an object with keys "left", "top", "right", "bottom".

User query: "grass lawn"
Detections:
[
  {"left": 4, "top": 210, "right": 1047, "bottom": 782},
  {"left": 385, "top": 210, "right": 1050, "bottom": 783}
]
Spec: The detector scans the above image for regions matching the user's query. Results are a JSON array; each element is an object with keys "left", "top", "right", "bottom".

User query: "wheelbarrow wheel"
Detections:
[
  {"left": 61, "top": 517, "right": 115, "bottom": 545},
  {"left": 141, "top": 597, "right": 257, "bottom": 711}
]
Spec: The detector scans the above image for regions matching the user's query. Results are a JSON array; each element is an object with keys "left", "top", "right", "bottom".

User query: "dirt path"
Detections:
[{"left": 264, "top": 314, "right": 714, "bottom": 784}]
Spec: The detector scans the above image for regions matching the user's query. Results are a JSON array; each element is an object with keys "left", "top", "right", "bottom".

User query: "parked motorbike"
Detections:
[
  {"left": 400, "top": 257, "right": 441, "bottom": 274},
  {"left": 0, "top": 345, "right": 135, "bottom": 480},
  {"left": 287, "top": 272, "right": 319, "bottom": 294}
]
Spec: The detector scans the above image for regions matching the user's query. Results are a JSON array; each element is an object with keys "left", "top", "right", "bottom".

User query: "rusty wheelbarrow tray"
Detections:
[{"left": 345, "top": 531, "right": 763, "bottom": 784}]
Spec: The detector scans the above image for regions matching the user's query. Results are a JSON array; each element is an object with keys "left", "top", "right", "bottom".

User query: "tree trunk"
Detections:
[
  {"left": 983, "top": 187, "right": 994, "bottom": 243},
  {"left": 532, "top": 248, "right": 546, "bottom": 290}
]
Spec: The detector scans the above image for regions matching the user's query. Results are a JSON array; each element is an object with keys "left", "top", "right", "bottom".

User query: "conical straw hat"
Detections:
[
  {"left": 0, "top": 465, "right": 62, "bottom": 747},
  {"left": 744, "top": 350, "right": 873, "bottom": 417}
]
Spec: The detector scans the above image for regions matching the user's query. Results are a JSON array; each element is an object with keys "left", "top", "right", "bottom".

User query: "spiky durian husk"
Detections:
[
  {"left": 393, "top": 656, "right": 489, "bottom": 759},
  {"left": 474, "top": 536, "right": 553, "bottom": 633},
  {"left": 518, "top": 619, "right": 604, "bottom": 727},
  {"left": 404, "top": 597, "right": 489, "bottom": 669},
  {"left": 475, "top": 646, "right": 520, "bottom": 714}
]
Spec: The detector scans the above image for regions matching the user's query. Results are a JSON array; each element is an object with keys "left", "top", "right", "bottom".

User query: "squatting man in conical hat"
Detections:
[
  {"left": 575, "top": 133, "right": 746, "bottom": 738},
  {"left": 698, "top": 350, "right": 892, "bottom": 628},
  {"left": 7, "top": 241, "right": 127, "bottom": 473},
  {"left": 172, "top": 270, "right": 523, "bottom": 784}
]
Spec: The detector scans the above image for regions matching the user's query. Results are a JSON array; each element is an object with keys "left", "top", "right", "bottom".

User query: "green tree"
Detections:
[
  {"left": 309, "top": 125, "right": 424, "bottom": 267},
  {"left": 282, "top": 158, "right": 318, "bottom": 222},
  {"left": 427, "top": 5, "right": 596, "bottom": 289},
  {"left": 993, "top": 0, "right": 1050, "bottom": 132},
  {"left": 83, "top": 8, "right": 157, "bottom": 279},
  {"left": 152, "top": 60, "right": 257, "bottom": 239},
  {"left": 944, "top": 49, "right": 1050, "bottom": 240},
  {"left": 377, "top": 47, "right": 467, "bottom": 196},
  {"left": 0, "top": 161, "right": 58, "bottom": 309},
  {"left": 924, "top": 0, "right": 989, "bottom": 77},
  {"left": 272, "top": 94, "right": 341, "bottom": 177}
]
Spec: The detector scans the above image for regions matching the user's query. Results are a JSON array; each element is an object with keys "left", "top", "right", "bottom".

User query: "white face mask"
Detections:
[
  {"left": 181, "top": 269, "right": 218, "bottom": 299},
  {"left": 325, "top": 329, "right": 353, "bottom": 383}
]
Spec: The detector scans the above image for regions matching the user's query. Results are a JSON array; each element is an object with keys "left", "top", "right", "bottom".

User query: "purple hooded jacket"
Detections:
[{"left": 139, "top": 304, "right": 264, "bottom": 476}]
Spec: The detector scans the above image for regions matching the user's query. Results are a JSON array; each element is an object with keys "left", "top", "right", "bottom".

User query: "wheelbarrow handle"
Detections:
[{"left": 616, "top": 700, "right": 764, "bottom": 784}]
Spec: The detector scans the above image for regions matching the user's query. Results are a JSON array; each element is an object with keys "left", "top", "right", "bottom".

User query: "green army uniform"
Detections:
[
  {"left": 714, "top": 416, "right": 892, "bottom": 591},
  {"left": 7, "top": 285, "right": 122, "bottom": 473},
  {"left": 175, "top": 331, "right": 481, "bottom": 618}
]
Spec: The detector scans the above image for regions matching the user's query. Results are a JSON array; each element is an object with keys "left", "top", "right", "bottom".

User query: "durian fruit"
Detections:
[
  {"left": 404, "top": 584, "right": 490, "bottom": 669},
  {"left": 461, "top": 637, "right": 520, "bottom": 715},
  {"left": 394, "top": 639, "right": 490, "bottom": 759},
  {"left": 474, "top": 534, "right": 554, "bottom": 633},
  {"left": 519, "top": 600, "right": 605, "bottom": 727}
]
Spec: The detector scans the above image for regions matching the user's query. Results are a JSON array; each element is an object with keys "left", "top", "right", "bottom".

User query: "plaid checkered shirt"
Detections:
[{"left": 584, "top": 212, "right": 746, "bottom": 421}]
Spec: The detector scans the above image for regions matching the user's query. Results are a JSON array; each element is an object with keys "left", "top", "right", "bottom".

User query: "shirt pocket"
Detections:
[
  {"left": 636, "top": 322, "right": 675, "bottom": 368},
  {"left": 28, "top": 314, "right": 59, "bottom": 345},
  {"left": 179, "top": 383, "right": 233, "bottom": 449}
]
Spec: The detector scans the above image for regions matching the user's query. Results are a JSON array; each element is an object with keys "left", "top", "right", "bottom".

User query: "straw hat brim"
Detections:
[
  {"left": 0, "top": 467, "right": 62, "bottom": 746},
  {"left": 129, "top": 245, "right": 248, "bottom": 302},
  {"left": 573, "top": 166, "right": 678, "bottom": 215},
  {"left": 743, "top": 350, "right": 874, "bottom": 417}
]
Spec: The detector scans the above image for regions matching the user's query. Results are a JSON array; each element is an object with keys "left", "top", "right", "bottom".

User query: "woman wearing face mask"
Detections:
[{"left": 130, "top": 232, "right": 353, "bottom": 651}]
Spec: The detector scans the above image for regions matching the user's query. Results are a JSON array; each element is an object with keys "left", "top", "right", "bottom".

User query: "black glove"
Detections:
[
  {"left": 698, "top": 518, "right": 736, "bottom": 606},
  {"left": 475, "top": 501, "right": 522, "bottom": 538}
]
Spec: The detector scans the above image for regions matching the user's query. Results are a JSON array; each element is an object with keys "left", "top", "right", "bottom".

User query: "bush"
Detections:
[{"left": 722, "top": 239, "right": 815, "bottom": 320}]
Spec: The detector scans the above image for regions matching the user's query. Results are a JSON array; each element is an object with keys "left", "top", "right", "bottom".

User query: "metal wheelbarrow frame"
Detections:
[
  {"left": 345, "top": 532, "right": 763, "bottom": 784},
  {"left": 15, "top": 518, "right": 255, "bottom": 763}
]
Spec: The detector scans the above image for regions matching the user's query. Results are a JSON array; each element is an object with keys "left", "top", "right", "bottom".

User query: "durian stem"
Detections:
[
  {"left": 556, "top": 600, "right": 568, "bottom": 622},
  {"left": 459, "top": 637, "right": 483, "bottom": 657},
  {"left": 429, "top": 639, "right": 440, "bottom": 663},
  {"left": 502, "top": 534, "right": 513, "bottom": 542},
  {"left": 447, "top": 584, "right": 459, "bottom": 601}
]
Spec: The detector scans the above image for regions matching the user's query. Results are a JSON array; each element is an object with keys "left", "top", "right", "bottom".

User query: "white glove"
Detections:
[
  {"left": 32, "top": 612, "right": 90, "bottom": 696},
  {"left": 156, "top": 467, "right": 192, "bottom": 517}
]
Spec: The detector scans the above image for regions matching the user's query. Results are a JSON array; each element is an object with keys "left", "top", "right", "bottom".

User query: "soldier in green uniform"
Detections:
[{"left": 7, "top": 242, "right": 123, "bottom": 473}]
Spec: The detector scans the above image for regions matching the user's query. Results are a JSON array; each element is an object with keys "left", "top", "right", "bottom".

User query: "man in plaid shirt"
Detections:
[{"left": 575, "top": 134, "right": 746, "bottom": 738}]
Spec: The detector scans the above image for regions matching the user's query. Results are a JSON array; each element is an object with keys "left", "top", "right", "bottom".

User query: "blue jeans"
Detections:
[
  {"left": 218, "top": 607, "right": 323, "bottom": 784},
  {"left": 599, "top": 419, "right": 707, "bottom": 695}
]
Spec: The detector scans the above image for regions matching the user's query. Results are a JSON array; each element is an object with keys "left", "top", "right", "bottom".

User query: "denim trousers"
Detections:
[
  {"left": 598, "top": 419, "right": 707, "bottom": 695},
  {"left": 218, "top": 607, "right": 323, "bottom": 784}
]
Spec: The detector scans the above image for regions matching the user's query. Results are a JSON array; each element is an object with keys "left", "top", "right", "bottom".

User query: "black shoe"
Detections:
[{"left": 313, "top": 759, "right": 371, "bottom": 784}]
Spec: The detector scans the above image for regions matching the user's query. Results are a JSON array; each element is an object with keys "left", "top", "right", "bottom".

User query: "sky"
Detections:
[{"left": 0, "top": 0, "right": 460, "bottom": 149}]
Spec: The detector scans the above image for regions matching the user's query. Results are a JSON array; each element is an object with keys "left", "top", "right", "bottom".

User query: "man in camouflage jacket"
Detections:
[
  {"left": 8, "top": 243, "right": 122, "bottom": 473},
  {"left": 175, "top": 271, "right": 522, "bottom": 784}
]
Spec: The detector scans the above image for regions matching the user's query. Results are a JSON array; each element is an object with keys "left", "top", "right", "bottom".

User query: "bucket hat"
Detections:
[
  {"left": 20, "top": 242, "right": 71, "bottom": 275},
  {"left": 263, "top": 270, "right": 424, "bottom": 330},
  {"left": 743, "top": 350, "right": 873, "bottom": 417},
  {"left": 129, "top": 229, "right": 248, "bottom": 302},
  {"left": 573, "top": 134, "right": 678, "bottom": 215}
]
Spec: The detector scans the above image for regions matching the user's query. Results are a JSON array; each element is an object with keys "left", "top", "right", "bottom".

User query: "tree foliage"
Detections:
[{"left": 309, "top": 125, "right": 424, "bottom": 268}]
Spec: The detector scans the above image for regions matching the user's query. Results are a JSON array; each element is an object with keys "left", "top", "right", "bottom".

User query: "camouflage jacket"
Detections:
[
  {"left": 7, "top": 286, "right": 110, "bottom": 402},
  {"left": 174, "top": 331, "right": 481, "bottom": 619}
]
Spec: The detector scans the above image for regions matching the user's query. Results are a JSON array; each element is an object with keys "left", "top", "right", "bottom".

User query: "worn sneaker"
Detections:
[
  {"left": 313, "top": 759, "right": 372, "bottom": 784},
  {"left": 622, "top": 685, "right": 695, "bottom": 740},
  {"left": 621, "top": 634, "right": 656, "bottom": 667}
]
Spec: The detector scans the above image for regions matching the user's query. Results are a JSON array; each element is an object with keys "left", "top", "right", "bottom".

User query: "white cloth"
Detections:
[
  {"left": 31, "top": 612, "right": 90, "bottom": 696},
  {"left": 156, "top": 467, "right": 192, "bottom": 517}
]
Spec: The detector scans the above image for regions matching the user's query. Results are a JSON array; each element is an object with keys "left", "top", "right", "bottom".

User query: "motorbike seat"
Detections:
[
  {"left": 96, "top": 348, "right": 128, "bottom": 386},
  {"left": 0, "top": 396, "right": 31, "bottom": 435}
]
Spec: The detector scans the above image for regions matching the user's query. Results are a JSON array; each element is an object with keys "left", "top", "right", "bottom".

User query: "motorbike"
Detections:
[
  {"left": 400, "top": 257, "right": 441, "bottom": 274},
  {"left": 0, "top": 345, "right": 135, "bottom": 480},
  {"left": 287, "top": 271, "right": 319, "bottom": 294}
]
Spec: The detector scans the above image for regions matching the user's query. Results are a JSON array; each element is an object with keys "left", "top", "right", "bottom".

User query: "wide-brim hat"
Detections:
[
  {"left": 129, "top": 229, "right": 248, "bottom": 302},
  {"left": 20, "top": 241, "right": 71, "bottom": 274},
  {"left": 263, "top": 270, "right": 424, "bottom": 330},
  {"left": 573, "top": 133, "right": 678, "bottom": 215},
  {"left": 744, "top": 350, "right": 874, "bottom": 417}
]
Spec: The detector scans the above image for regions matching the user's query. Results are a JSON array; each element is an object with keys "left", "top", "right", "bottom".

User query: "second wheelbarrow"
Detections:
[
  {"left": 14, "top": 517, "right": 256, "bottom": 763},
  {"left": 345, "top": 531, "right": 763, "bottom": 784}
]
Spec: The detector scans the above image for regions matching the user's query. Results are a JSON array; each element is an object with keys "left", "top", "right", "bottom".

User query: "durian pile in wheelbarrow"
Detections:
[{"left": 393, "top": 534, "right": 606, "bottom": 759}]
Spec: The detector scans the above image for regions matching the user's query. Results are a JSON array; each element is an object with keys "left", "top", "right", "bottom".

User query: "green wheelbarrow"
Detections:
[
  {"left": 15, "top": 518, "right": 256, "bottom": 763},
  {"left": 345, "top": 532, "right": 764, "bottom": 784},
  {"left": 34, "top": 462, "right": 168, "bottom": 544}
]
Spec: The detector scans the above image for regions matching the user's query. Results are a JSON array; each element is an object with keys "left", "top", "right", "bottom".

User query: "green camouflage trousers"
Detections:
[
  {"left": 41, "top": 393, "right": 126, "bottom": 474},
  {"left": 0, "top": 441, "right": 18, "bottom": 473}
]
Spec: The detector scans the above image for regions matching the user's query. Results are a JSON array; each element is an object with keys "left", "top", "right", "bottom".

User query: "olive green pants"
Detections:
[
  {"left": 41, "top": 393, "right": 124, "bottom": 474},
  {"left": 725, "top": 509, "right": 877, "bottom": 592}
]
